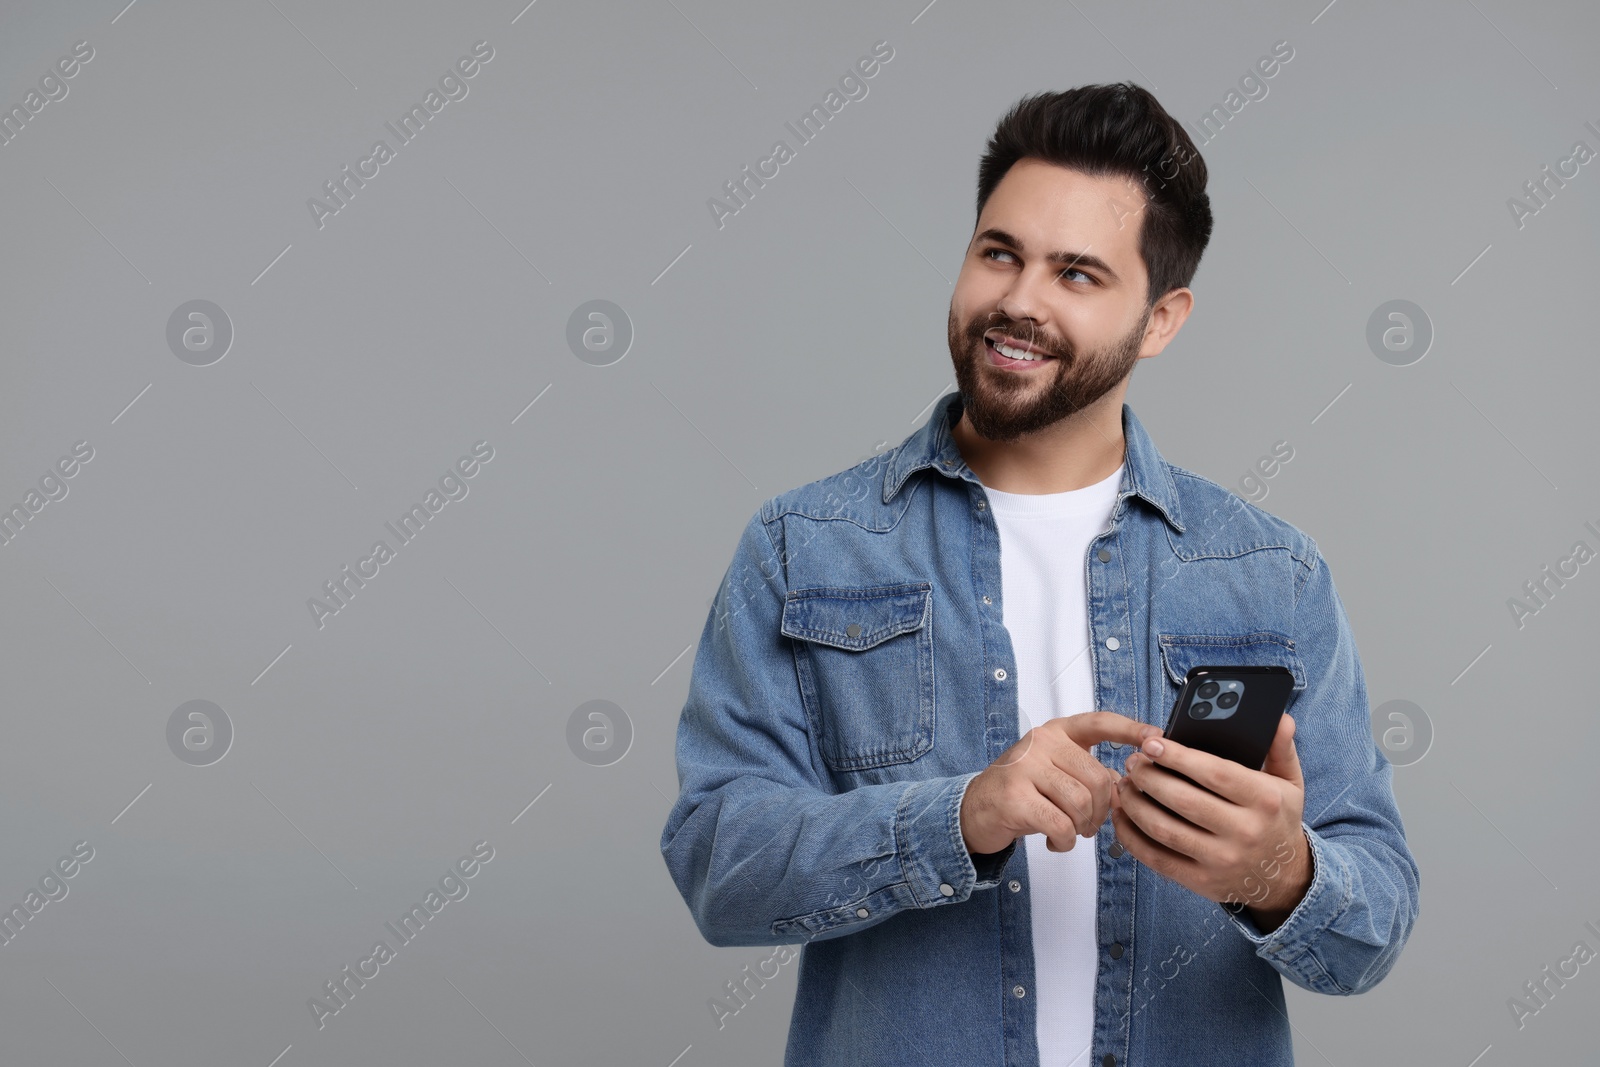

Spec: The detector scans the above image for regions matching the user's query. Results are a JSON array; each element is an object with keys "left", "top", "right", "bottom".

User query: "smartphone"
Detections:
[{"left": 1161, "top": 664, "right": 1295, "bottom": 772}]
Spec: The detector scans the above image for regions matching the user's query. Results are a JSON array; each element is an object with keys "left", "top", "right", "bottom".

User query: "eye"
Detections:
[{"left": 982, "top": 248, "right": 1095, "bottom": 286}]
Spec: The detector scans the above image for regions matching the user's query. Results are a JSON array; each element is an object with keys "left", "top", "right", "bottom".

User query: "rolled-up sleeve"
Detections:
[
  {"left": 659, "top": 503, "right": 1014, "bottom": 948},
  {"left": 1225, "top": 542, "right": 1420, "bottom": 994}
]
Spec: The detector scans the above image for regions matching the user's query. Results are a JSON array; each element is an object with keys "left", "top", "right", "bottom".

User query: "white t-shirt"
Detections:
[{"left": 982, "top": 462, "right": 1124, "bottom": 1067}]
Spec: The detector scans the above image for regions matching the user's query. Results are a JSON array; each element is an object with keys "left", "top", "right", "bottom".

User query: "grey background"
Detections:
[{"left": 0, "top": 0, "right": 1594, "bottom": 1064}]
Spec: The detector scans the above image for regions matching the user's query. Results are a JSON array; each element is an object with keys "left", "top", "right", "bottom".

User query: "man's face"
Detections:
[{"left": 948, "top": 158, "right": 1159, "bottom": 443}]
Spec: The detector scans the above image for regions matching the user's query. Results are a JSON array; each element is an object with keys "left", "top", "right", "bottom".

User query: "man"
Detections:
[{"left": 660, "top": 83, "right": 1418, "bottom": 1066}]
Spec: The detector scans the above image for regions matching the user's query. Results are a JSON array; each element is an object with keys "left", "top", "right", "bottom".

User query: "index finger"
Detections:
[
  {"left": 1136, "top": 735, "right": 1267, "bottom": 806},
  {"left": 1062, "top": 711, "right": 1161, "bottom": 750}
]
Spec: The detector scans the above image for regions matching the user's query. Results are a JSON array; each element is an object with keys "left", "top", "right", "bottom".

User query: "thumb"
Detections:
[
  {"left": 1261, "top": 713, "right": 1302, "bottom": 785},
  {"left": 1063, "top": 711, "right": 1159, "bottom": 750}
]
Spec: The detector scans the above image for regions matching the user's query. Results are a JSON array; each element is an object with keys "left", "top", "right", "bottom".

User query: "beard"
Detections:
[{"left": 947, "top": 303, "right": 1151, "bottom": 443}]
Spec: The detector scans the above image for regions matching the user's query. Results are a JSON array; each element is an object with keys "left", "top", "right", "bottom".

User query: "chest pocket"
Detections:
[
  {"left": 1157, "top": 631, "right": 1307, "bottom": 721},
  {"left": 779, "top": 582, "right": 935, "bottom": 772}
]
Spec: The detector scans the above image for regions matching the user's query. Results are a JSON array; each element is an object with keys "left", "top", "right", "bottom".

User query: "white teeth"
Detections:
[{"left": 994, "top": 340, "right": 1046, "bottom": 361}]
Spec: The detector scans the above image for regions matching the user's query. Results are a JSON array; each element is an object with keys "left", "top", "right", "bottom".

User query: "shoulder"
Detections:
[
  {"left": 758, "top": 446, "right": 912, "bottom": 532},
  {"left": 1163, "top": 462, "right": 1318, "bottom": 570}
]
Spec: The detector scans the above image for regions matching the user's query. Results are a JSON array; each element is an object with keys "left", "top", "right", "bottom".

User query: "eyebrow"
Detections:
[{"left": 972, "top": 227, "right": 1121, "bottom": 284}]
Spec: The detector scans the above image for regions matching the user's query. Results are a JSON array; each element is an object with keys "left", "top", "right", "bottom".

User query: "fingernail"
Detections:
[
  {"left": 1142, "top": 738, "right": 1164, "bottom": 757},
  {"left": 1139, "top": 725, "right": 1160, "bottom": 740}
]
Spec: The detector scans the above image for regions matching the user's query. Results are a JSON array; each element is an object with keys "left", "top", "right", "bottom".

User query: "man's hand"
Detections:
[
  {"left": 1110, "top": 713, "right": 1313, "bottom": 930},
  {"left": 961, "top": 711, "right": 1157, "bottom": 855}
]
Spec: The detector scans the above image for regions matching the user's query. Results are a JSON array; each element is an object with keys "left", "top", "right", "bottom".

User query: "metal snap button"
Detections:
[
  {"left": 856, "top": 907, "right": 869, "bottom": 918},
  {"left": 983, "top": 595, "right": 992, "bottom": 605},
  {"left": 1109, "top": 942, "right": 1124, "bottom": 959},
  {"left": 939, "top": 882, "right": 955, "bottom": 897},
  {"left": 846, "top": 623, "right": 861, "bottom": 638},
  {"left": 994, "top": 668, "right": 1007, "bottom": 681},
  {"left": 1108, "top": 842, "right": 1126, "bottom": 859},
  {"left": 1105, "top": 637, "right": 1119, "bottom": 651},
  {"left": 1013, "top": 984, "right": 1026, "bottom": 998},
  {"left": 1008, "top": 880, "right": 1021, "bottom": 892},
  {"left": 1098, "top": 548, "right": 1111, "bottom": 562}
]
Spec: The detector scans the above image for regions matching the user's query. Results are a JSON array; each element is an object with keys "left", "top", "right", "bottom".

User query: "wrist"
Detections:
[
  {"left": 1244, "top": 827, "right": 1313, "bottom": 930},
  {"left": 961, "top": 819, "right": 1012, "bottom": 856},
  {"left": 958, "top": 774, "right": 1010, "bottom": 855}
]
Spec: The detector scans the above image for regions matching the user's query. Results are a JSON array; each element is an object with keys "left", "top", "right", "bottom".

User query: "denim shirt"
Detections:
[{"left": 661, "top": 391, "right": 1419, "bottom": 1066}]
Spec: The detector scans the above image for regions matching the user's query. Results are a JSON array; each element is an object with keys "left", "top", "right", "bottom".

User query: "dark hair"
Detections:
[{"left": 975, "top": 83, "right": 1213, "bottom": 308}]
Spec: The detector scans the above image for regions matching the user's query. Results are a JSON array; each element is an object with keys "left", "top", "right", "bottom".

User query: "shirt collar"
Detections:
[{"left": 881, "top": 390, "right": 1186, "bottom": 534}]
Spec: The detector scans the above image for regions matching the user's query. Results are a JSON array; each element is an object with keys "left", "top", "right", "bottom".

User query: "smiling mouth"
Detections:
[{"left": 982, "top": 331, "right": 1059, "bottom": 368}]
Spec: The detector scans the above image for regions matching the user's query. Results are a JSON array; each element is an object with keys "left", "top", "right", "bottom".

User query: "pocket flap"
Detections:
[
  {"left": 780, "top": 583, "right": 931, "bottom": 651},
  {"left": 1158, "top": 631, "right": 1306, "bottom": 691}
]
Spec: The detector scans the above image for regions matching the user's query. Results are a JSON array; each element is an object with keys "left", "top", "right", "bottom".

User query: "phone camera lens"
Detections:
[
  {"left": 1190, "top": 702, "right": 1212, "bottom": 719},
  {"left": 1197, "top": 681, "right": 1220, "bottom": 699},
  {"left": 1216, "top": 691, "right": 1238, "bottom": 710}
]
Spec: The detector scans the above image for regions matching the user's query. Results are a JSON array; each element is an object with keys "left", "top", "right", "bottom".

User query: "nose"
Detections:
[{"left": 992, "top": 270, "right": 1055, "bottom": 344}]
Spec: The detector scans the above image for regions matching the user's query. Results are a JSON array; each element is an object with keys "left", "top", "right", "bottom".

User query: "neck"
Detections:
[{"left": 951, "top": 395, "right": 1127, "bottom": 495}]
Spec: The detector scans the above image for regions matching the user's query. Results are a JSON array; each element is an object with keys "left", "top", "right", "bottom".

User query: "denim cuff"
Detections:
[
  {"left": 896, "top": 772, "right": 1012, "bottom": 907},
  {"left": 1225, "top": 822, "right": 1352, "bottom": 961}
]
